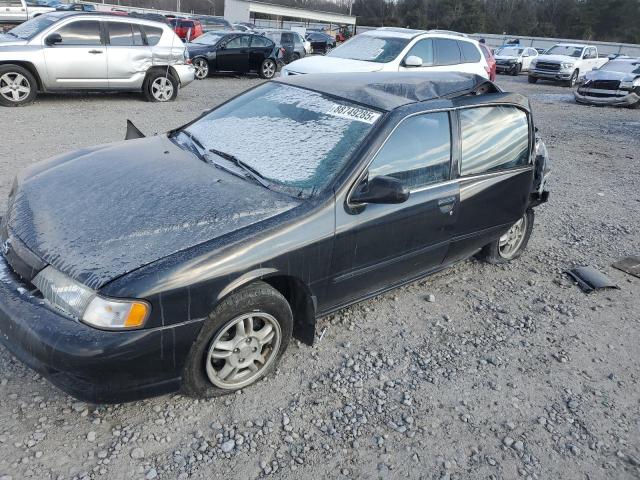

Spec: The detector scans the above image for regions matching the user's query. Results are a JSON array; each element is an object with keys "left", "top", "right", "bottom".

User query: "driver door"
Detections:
[
  {"left": 327, "top": 111, "right": 459, "bottom": 308},
  {"left": 216, "top": 34, "right": 251, "bottom": 72},
  {"left": 42, "top": 19, "right": 108, "bottom": 89}
]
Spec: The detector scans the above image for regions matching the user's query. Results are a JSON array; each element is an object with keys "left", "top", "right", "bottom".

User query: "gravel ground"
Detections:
[{"left": 0, "top": 74, "right": 639, "bottom": 480}]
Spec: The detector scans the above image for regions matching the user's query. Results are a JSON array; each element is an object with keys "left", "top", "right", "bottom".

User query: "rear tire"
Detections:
[
  {"left": 0, "top": 64, "right": 37, "bottom": 107},
  {"left": 143, "top": 70, "right": 179, "bottom": 102},
  {"left": 182, "top": 281, "right": 293, "bottom": 398},
  {"left": 259, "top": 58, "right": 276, "bottom": 79},
  {"left": 478, "top": 209, "right": 534, "bottom": 264},
  {"left": 528, "top": 75, "right": 538, "bottom": 84}
]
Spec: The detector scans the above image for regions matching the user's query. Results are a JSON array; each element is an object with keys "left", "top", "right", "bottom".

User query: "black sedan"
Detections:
[
  {"left": 0, "top": 73, "right": 549, "bottom": 403},
  {"left": 187, "top": 32, "right": 281, "bottom": 80},
  {"left": 305, "top": 31, "right": 336, "bottom": 54}
]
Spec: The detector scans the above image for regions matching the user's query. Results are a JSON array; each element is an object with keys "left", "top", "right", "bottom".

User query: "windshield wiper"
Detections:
[{"left": 208, "top": 148, "right": 271, "bottom": 189}]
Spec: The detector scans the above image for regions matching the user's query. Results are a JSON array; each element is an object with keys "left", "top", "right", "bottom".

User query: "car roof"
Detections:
[
  {"left": 41, "top": 11, "right": 170, "bottom": 25},
  {"left": 553, "top": 43, "right": 588, "bottom": 48},
  {"left": 276, "top": 72, "right": 496, "bottom": 111}
]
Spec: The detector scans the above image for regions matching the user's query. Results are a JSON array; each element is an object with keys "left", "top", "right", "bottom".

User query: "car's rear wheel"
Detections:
[
  {"left": 478, "top": 209, "right": 534, "bottom": 264},
  {"left": 259, "top": 59, "right": 277, "bottom": 79},
  {"left": 0, "top": 65, "right": 37, "bottom": 107},
  {"left": 528, "top": 76, "right": 538, "bottom": 84},
  {"left": 193, "top": 58, "right": 209, "bottom": 80},
  {"left": 182, "top": 281, "right": 292, "bottom": 397},
  {"left": 143, "top": 70, "right": 179, "bottom": 102}
]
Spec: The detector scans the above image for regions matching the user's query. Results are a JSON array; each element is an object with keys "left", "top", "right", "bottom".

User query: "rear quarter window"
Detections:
[
  {"left": 459, "top": 106, "right": 530, "bottom": 176},
  {"left": 142, "top": 25, "right": 163, "bottom": 46},
  {"left": 459, "top": 41, "right": 481, "bottom": 63}
]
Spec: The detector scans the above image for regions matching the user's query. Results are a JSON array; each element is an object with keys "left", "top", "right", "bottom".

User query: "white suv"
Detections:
[{"left": 281, "top": 28, "right": 489, "bottom": 79}]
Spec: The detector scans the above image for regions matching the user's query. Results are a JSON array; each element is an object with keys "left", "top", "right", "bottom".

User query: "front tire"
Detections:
[
  {"left": 565, "top": 69, "right": 579, "bottom": 87},
  {"left": 182, "top": 281, "right": 293, "bottom": 398},
  {"left": 143, "top": 70, "right": 179, "bottom": 102},
  {"left": 511, "top": 63, "right": 521, "bottom": 76},
  {"left": 0, "top": 65, "right": 37, "bottom": 107},
  {"left": 259, "top": 58, "right": 277, "bottom": 79},
  {"left": 528, "top": 76, "right": 538, "bottom": 84},
  {"left": 193, "top": 58, "right": 209, "bottom": 80},
  {"left": 478, "top": 209, "right": 534, "bottom": 264}
]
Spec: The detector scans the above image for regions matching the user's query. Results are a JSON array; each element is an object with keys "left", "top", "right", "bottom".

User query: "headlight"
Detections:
[
  {"left": 561, "top": 62, "right": 574, "bottom": 69},
  {"left": 620, "top": 77, "right": 640, "bottom": 89},
  {"left": 33, "top": 266, "right": 149, "bottom": 329},
  {"left": 281, "top": 68, "right": 289, "bottom": 76},
  {"left": 507, "top": 59, "right": 517, "bottom": 64},
  {"left": 530, "top": 60, "right": 537, "bottom": 68}
]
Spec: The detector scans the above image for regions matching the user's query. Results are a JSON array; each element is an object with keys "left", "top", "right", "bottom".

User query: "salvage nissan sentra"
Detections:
[{"left": 0, "top": 72, "right": 550, "bottom": 403}]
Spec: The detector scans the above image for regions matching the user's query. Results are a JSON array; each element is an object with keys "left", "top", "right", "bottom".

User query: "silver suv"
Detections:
[{"left": 0, "top": 12, "right": 195, "bottom": 106}]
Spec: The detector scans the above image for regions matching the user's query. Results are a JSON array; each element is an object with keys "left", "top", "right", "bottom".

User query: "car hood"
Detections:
[
  {"left": 5, "top": 135, "right": 299, "bottom": 290},
  {"left": 495, "top": 55, "right": 518, "bottom": 61},
  {"left": 535, "top": 54, "right": 578, "bottom": 63},
  {"left": 0, "top": 35, "right": 28, "bottom": 46},
  {"left": 585, "top": 69, "right": 638, "bottom": 82},
  {"left": 285, "top": 55, "right": 386, "bottom": 74}
]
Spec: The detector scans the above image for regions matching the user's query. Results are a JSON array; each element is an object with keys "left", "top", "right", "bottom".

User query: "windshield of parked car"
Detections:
[
  {"left": 497, "top": 47, "right": 523, "bottom": 57},
  {"left": 191, "top": 32, "right": 224, "bottom": 45},
  {"left": 6, "top": 14, "right": 57, "bottom": 40},
  {"left": 327, "top": 35, "right": 410, "bottom": 63},
  {"left": 545, "top": 45, "right": 583, "bottom": 57},
  {"left": 600, "top": 60, "right": 640, "bottom": 74},
  {"left": 179, "top": 83, "right": 380, "bottom": 196}
]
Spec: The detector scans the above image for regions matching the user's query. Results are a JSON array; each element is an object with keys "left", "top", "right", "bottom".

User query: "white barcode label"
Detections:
[{"left": 326, "top": 104, "right": 381, "bottom": 124}]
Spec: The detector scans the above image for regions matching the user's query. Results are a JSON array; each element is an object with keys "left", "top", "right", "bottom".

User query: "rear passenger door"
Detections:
[
  {"left": 248, "top": 35, "right": 273, "bottom": 71},
  {"left": 106, "top": 21, "right": 150, "bottom": 89},
  {"left": 444, "top": 104, "right": 533, "bottom": 264},
  {"left": 329, "top": 112, "right": 459, "bottom": 307}
]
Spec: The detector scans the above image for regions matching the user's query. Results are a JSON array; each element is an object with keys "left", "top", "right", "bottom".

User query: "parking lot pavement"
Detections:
[{"left": 0, "top": 75, "right": 639, "bottom": 480}]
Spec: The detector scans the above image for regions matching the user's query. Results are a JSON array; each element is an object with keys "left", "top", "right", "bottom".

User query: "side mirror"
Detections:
[
  {"left": 351, "top": 175, "right": 410, "bottom": 205},
  {"left": 45, "top": 33, "right": 62, "bottom": 46},
  {"left": 404, "top": 55, "right": 423, "bottom": 67}
]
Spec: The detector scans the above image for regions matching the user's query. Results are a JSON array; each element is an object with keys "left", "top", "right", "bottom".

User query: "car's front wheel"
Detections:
[
  {"left": 511, "top": 63, "right": 521, "bottom": 76},
  {"left": 0, "top": 65, "right": 37, "bottom": 107},
  {"left": 528, "top": 76, "right": 538, "bottom": 84},
  {"left": 143, "top": 70, "right": 179, "bottom": 102},
  {"left": 259, "top": 59, "right": 277, "bottom": 79},
  {"left": 182, "top": 281, "right": 292, "bottom": 397},
  {"left": 193, "top": 58, "right": 209, "bottom": 80},
  {"left": 565, "top": 69, "right": 579, "bottom": 87},
  {"left": 478, "top": 209, "right": 534, "bottom": 264}
]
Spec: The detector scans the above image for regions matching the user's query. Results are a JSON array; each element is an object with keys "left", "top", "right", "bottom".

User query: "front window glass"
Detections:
[
  {"left": 405, "top": 39, "right": 433, "bottom": 66},
  {"left": 368, "top": 112, "right": 451, "bottom": 190},
  {"left": 55, "top": 20, "right": 101, "bottom": 46},
  {"left": 6, "top": 14, "right": 57, "bottom": 40},
  {"left": 328, "top": 35, "right": 410, "bottom": 63},
  {"left": 460, "top": 106, "right": 529, "bottom": 176},
  {"left": 192, "top": 32, "right": 224, "bottom": 45},
  {"left": 546, "top": 45, "right": 583, "bottom": 57},
  {"left": 181, "top": 83, "right": 380, "bottom": 196}
]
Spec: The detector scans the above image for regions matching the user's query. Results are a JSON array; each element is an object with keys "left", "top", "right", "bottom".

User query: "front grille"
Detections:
[
  {"left": 579, "top": 90, "right": 625, "bottom": 98},
  {"left": 536, "top": 62, "right": 560, "bottom": 71},
  {"left": 591, "top": 80, "right": 620, "bottom": 90}
]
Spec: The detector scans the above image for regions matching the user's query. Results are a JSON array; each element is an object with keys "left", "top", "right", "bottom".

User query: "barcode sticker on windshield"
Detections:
[{"left": 326, "top": 105, "right": 381, "bottom": 124}]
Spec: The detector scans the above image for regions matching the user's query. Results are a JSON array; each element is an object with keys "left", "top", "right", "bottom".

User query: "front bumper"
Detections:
[
  {"left": 0, "top": 256, "right": 204, "bottom": 403},
  {"left": 529, "top": 69, "right": 573, "bottom": 81},
  {"left": 173, "top": 64, "right": 196, "bottom": 88},
  {"left": 574, "top": 89, "right": 640, "bottom": 107},
  {"left": 496, "top": 63, "right": 517, "bottom": 73}
]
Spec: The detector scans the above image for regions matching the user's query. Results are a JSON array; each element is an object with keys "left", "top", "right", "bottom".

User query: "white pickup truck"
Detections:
[
  {"left": 0, "top": 0, "right": 54, "bottom": 25},
  {"left": 528, "top": 43, "right": 609, "bottom": 87}
]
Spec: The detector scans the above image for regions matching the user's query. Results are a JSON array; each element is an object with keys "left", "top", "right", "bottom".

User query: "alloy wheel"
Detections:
[
  {"left": 498, "top": 215, "right": 528, "bottom": 259},
  {"left": 0, "top": 72, "right": 31, "bottom": 103},
  {"left": 194, "top": 58, "right": 209, "bottom": 79},
  {"left": 151, "top": 76, "right": 174, "bottom": 101},
  {"left": 262, "top": 60, "right": 276, "bottom": 78},
  {"left": 205, "top": 312, "right": 281, "bottom": 389}
]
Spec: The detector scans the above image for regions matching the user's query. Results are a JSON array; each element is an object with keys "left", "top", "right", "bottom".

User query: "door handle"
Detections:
[
  {"left": 88, "top": 50, "right": 103, "bottom": 54},
  {"left": 438, "top": 196, "right": 456, "bottom": 215}
]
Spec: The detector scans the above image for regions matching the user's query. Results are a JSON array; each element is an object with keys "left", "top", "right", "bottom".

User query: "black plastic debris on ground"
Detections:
[
  {"left": 566, "top": 266, "right": 619, "bottom": 293},
  {"left": 612, "top": 256, "right": 640, "bottom": 279}
]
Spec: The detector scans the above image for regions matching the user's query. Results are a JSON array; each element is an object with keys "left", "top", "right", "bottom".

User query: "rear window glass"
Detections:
[
  {"left": 460, "top": 106, "right": 529, "bottom": 176},
  {"left": 459, "top": 41, "right": 481, "bottom": 63},
  {"left": 434, "top": 38, "right": 461, "bottom": 65},
  {"left": 182, "top": 83, "right": 380, "bottom": 196},
  {"left": 142, "top": 25, "right": 163, "bottom": 46},
  {"left": 328, "top": 35, "right": 410, "bottom": 63},
  {"left": 108, "top": 22, "right": 144, "bottom": 46}
]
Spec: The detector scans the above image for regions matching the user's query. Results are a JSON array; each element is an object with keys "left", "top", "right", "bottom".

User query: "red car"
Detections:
[
  {"left": 170, "top": 19, "right": 204, "bottom": 41},
  {"left": 479, "top": 43, "right": 496, "bottom": 82}
]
